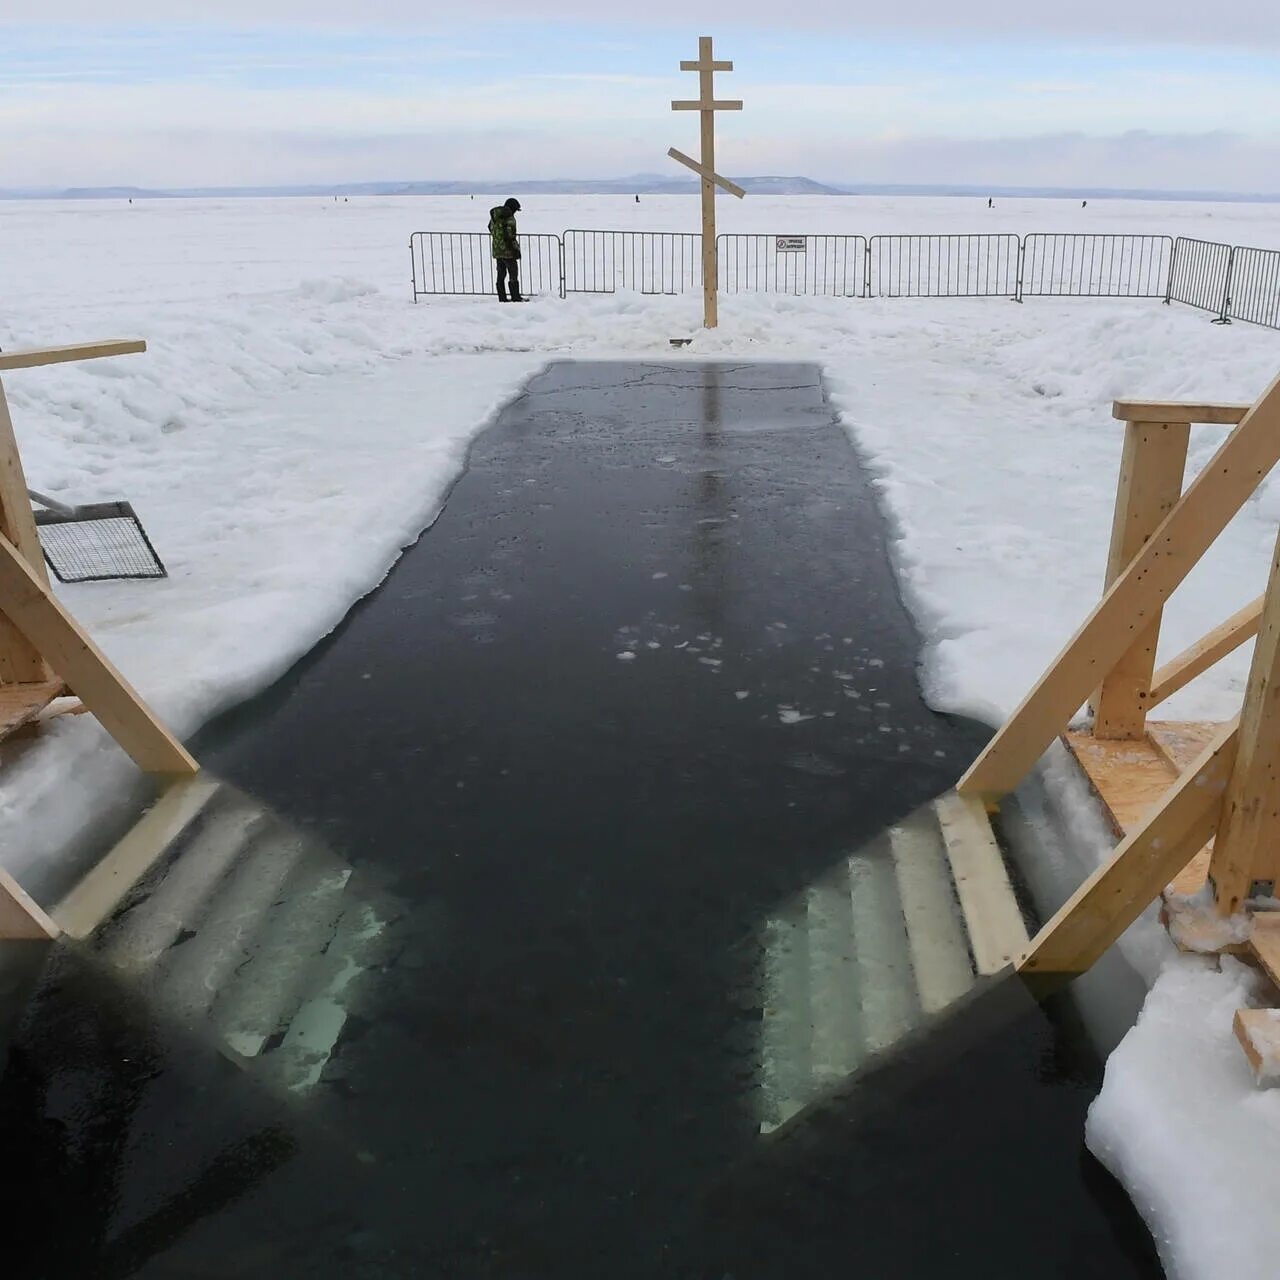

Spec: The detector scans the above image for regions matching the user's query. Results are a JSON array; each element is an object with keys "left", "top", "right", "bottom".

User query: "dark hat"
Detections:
[{"left": 504, "top": 197, "right": 521, "bottom": 212}]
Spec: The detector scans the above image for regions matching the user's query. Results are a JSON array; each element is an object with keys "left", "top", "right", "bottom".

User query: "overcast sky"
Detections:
[{"left": 3, "top": 4, "right": 1278, "bottom": 191}]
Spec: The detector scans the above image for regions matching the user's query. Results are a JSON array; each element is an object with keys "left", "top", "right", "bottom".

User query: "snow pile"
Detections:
[{"left": 4, "top": 193, "right": 1280, "bottom": 1278}]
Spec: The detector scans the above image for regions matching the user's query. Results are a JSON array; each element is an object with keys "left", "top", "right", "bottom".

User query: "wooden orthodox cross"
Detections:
[{"left": 669, "top": 35, "right": 744, "bottom": 329}]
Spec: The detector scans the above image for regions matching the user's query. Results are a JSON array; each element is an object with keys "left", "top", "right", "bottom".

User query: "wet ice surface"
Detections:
[{"left": 0, "top": 362, "right": 1160, "bottom": 1278}]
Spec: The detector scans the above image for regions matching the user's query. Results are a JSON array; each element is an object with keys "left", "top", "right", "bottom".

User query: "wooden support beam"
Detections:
[
  {"left": 670, "top": 100, "right": 743, "bottom": 111},
  {"left": 0, "top": 535, "right": 197, "bottom": 775},
  {"left": 1209, "top": 526, "right": 1280, "bottom": 914},
  {"left": 0, "top": 374, "right": 53, "bottom": 683},
  {"left": 959, "top": 369, "right": 1280, "bottom": 802},
  {"left": 1234, "top": 1008, "right": 1280, "bottom": 1086},
  {"left": 0, "top": 340, "right": 146, "bottom": 372},
  {"left": 1018, "top": 722, "right": 1238, "bottom": 975},
  {"left": 667, "top": 148, "right": 746, "bottom": 199},
  {"left": 0, "top": 680, "right": 65, "bottom": 741},
  {"left": 1148, "top": 595, "right": 1264, "bottom": 709},
  {"left": 1092, "top": 420, "right": 1189, "bottom": 738},
  {"left": 0, "top": 866, "right": 59, "bottom": 940},
  {"left": 1112, "top": 401, "right": 1251, "bottom": 427}
]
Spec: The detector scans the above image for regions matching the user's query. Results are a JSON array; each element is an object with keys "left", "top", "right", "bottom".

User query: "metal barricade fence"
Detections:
[
  {"left": 562, "top": 230, "right": 701, "bottom": 294},
  {"left": 1225, "top": 245, "right": 1280, "bottom": 331},
  {"left": 867, "top": 234, "right": 1020, "bottom": 298},
  {"left": 411, "top": 232, "right": 564, "bottom": 299},
  {"left": 717, "top": 234, "right": 866, "bottom": 296},
  {"left": 1168, "top": 238, "right": 1233, "bottom": 319},
  {"left": 1022, "top": 234, "right": 1173, "bottom": 298}
]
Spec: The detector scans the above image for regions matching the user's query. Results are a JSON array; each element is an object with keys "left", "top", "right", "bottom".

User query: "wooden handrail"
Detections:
[
  {"left": 1147, "top": 596, "right": 1264, "bottom": 710},
  {"left": 1112, "top": 400, "right": 1251, "bottom": 426},
  {"left": 0, "top": 340, "right": 146, "bottom": 372}
]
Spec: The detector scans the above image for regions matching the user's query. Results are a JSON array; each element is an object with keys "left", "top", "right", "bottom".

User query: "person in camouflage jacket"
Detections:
[{"left": 488, "top": 198, "right": 522, "bottom": 302}]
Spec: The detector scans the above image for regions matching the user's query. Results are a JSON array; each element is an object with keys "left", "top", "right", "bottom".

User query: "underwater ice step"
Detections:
[
  {"left": 889, "top": 806, "right": 976, "bottom": 1014},
  {"left": 144, "top": 823, "right": 310, "bottom": 1021},
  {"left": 759, "top": 898, "right": 813, "bottom": 1134},
  {"left": 806, "top": 864, "right": 864, "bottom": 1086},
  {"left": 211, "top": 850, "right": 363, "bottom": 1062},
  {"left": 101, "top": 795, "right": 266, "bottom": 972},
  {"left": 847, "top": 835, "right": 919, "bottom": 1055}
]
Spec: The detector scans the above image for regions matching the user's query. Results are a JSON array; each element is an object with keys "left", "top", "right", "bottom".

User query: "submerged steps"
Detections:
[{"left": 758, "top": 793, "right": 1028, "bottom": 1133}]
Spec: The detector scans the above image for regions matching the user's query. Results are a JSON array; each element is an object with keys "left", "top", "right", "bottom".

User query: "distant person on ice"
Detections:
[{"left": 488, "top": 197, "right": 523, "bottom": 302}]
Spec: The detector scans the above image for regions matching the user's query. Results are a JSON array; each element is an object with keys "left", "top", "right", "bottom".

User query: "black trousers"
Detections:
[{"left": 495, "top": 258, "right": 521, "bottom": 301}]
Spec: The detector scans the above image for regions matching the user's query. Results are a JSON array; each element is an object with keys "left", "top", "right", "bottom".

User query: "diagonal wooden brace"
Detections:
[
  {"left": 0, "top": 534, "right": 198, "bottom": 775},
  {"left": 666, "top": 148, "right": 746, "bottom": 199}
]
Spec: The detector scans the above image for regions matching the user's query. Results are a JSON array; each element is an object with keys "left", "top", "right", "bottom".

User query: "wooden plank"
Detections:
[
  {"left": 1019, "top": 722, "right": 1238, "bottom": 975},
  {"left": 1062, "top": 728, "right": 1179, "bottom": 837},
  {"left": 698, "top": 36, "right": 719, "bottom": 332},
  {"left": 1248, "top": 913, "right": 1280, "bottom": 989},
  {"left": 0, "top": 866, "right": 59, "bottom": 940},
  {"left": 680, "top": 58, "right": 733, "bottom": 71},
  {"left": 1212, "top": 527, "right": 1280, "bottom": 914},
  {"left": 934, "top": 791, "right": 1028, "bottom": 975},
  {"left": 1093, "top": 420, "right": 1189, "bottom": 738},
  {"left": 1234, "top": 1008, "right": 1280, "bottom": 1086},
  {"left": 666, "top": 148, "right": 746, "bottom": 199},
  {"left": 0, "top": 340, "right": 146, "bottom": 371},
  {"left": 53, "top": 775, "right": 220, "bottom": 939},
  {"left": 959, "top": 369, "right": 1280, "bottom": 802},
  {"left": 1149, "top": 721, "right": 1229, "bottom": 773},
  {"left": 0, "top": 536, "right": 198, "bottom": 775},
  {"left": 1148, "top": 597, "right": 1264, "bottom": 709},
  {"left": 670, "top": 99, "right": 744, "bottom": 111},
  {"left": 1112, "top": 401, "right": 1251, "bottom": 426},
  {"left": 0, "top": 375, "right": 54, "bottom": 682},
  {"left": 0, "top": 680, "right": 65, "bottom": 740}
]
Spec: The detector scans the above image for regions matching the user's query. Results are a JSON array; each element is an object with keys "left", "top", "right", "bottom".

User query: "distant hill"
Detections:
[{"left": 1, "top": 176, "right": 1277, "bottom": 202}]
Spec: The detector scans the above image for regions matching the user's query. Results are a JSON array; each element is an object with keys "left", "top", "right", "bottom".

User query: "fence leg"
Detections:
[
  {"left": 1208, "top": 523, "right": 1280, "bottom": 914},
  {"left": 1091, "top": 419, "right": 1190, "bottom": 739},
  {"left": 1212, "top": 248, "right": 1235, "bottom": 325}
]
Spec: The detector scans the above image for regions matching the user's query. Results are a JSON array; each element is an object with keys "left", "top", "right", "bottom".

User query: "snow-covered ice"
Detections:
[{"left": 4, "top": 191, "right": 1280, "bottom": 1278}]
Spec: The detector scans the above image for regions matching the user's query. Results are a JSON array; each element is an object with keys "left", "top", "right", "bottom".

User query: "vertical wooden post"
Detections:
[
  {"left": 697, "top": 35, "right": 719, "bottom": 330},
  {"left": 1091, "top": 420, "right": 1189, "bottom": 738},
  {"left": 0, "top": 373, "right": 53, "bottom": 684},
  {"left": 1209, "top": 523, "right": 1280, "bottom": 914}
]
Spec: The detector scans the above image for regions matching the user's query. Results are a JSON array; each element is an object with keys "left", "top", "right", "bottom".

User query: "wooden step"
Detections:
[
  {"left": 1248, "top": 914, "right": 1280, "bottom": 989},
  {"left": 1234, "top": 1008, "right": 1280, "bottom": 1086},
  {"left": 934, "top": 792, "right": 1028, "bottom": 974}
]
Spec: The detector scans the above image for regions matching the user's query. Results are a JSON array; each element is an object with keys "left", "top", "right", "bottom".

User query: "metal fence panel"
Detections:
[
  {"left": 1022, "top": 234, "right": 1173, "bottom": 298},
  {"left": 563, "top": 230, "right": 701, "bottom": 294},
  {"left": 410, "top": 231, "right": 563, "bottom": 298},
  {"left": 717, "top": 234, "right": 866, "bottom": 296},
  {"left": 1167, "top": 237, "right": 1233, "bottom": 317},
  {"left": 867, "top": 234, "right": 1020, "bottom": 298},
  {"left": 1226, "top": 245, "right": 1280, "bottom": 331}
]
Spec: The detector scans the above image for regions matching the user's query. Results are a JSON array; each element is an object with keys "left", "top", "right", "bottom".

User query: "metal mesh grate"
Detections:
[{"left": 34, "top": 503, "right": 167, "bottom": 583}]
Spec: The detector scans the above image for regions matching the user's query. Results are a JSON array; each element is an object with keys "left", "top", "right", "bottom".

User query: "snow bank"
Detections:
[{"left": 4, "top": 193, "right": 1280, "bottom": 1278}]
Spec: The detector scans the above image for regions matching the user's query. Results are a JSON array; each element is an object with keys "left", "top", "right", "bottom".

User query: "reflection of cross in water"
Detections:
[{"left": 690, "top": 369, "right": 730, "bottom": 628}]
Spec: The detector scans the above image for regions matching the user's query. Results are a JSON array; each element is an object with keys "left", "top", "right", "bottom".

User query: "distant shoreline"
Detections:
[{"left": 3, "top": 179, "right": 1278, "bottom": 204}]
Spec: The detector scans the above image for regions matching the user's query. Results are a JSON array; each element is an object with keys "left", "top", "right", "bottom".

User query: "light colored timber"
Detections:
[
  {"left": 0, "top": 339, "right": 146, "bottom": 371},
  {"left": 1248, "top": 913, "right": 1280, "bottom": 989},
  {"left": 1111, "top": 401, "right": 1251, "bottom": 426},
  {"left": 670, "top": 99, "right": 744, "bottom": 111},
  {"left": 1149, "top": 721, "right": 1225, "bottom": 773},
  {"left": 1092, "top": 420, "right": 1189, "bottom": 738},
  {"left": 666, "top": 148, "right": 746, "bottom": 199},
  {"left": 1019, "top": 721, "right": 1238, "bottom": 974},
  {"left": 0, "top": 535, "right": 198, "bottom": 775},
  {"left": 1209, "top": 526, "right": 1280, "bottom": 914},
  {"left": 0, "top": 374, "right": 53, "bottom": 682},
  {"left": 1062, "top": 728, "right": 1180, "bottom": 838},
  {"left": 0, "top": 866, "right": 59, "bottom": 940},
  {"left": 934, "top": 791, "right": 1028, "bottom": 975},
  {"left": 1148, "top": 597, "right": 1264, "bottom": 709},
  {"left": 680, "top": 58, "right": 732, "bottom": 71},
  {"left": 960, "top": 370, "right": 1280, "bottom": 802},
  {"left": 53, "top": 775, "right": 220, "bottom": 939},
  {"left": 1234, "top": 1008, "right": 1280, "bottom": 1086},
  {"left": 0, "top": 680, "right": 65, "bottom": 741}
]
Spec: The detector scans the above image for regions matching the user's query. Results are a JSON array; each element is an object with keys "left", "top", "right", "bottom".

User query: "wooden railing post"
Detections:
[
  {"left": 1208, "top": 524, "right": 1280, "bottom": 915},
  {"left": 1091, "top": 419, "right": 1189, "bottom": 738},
  {"left": 0, "top": 373, "right": 53, "bottom": 684}
]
